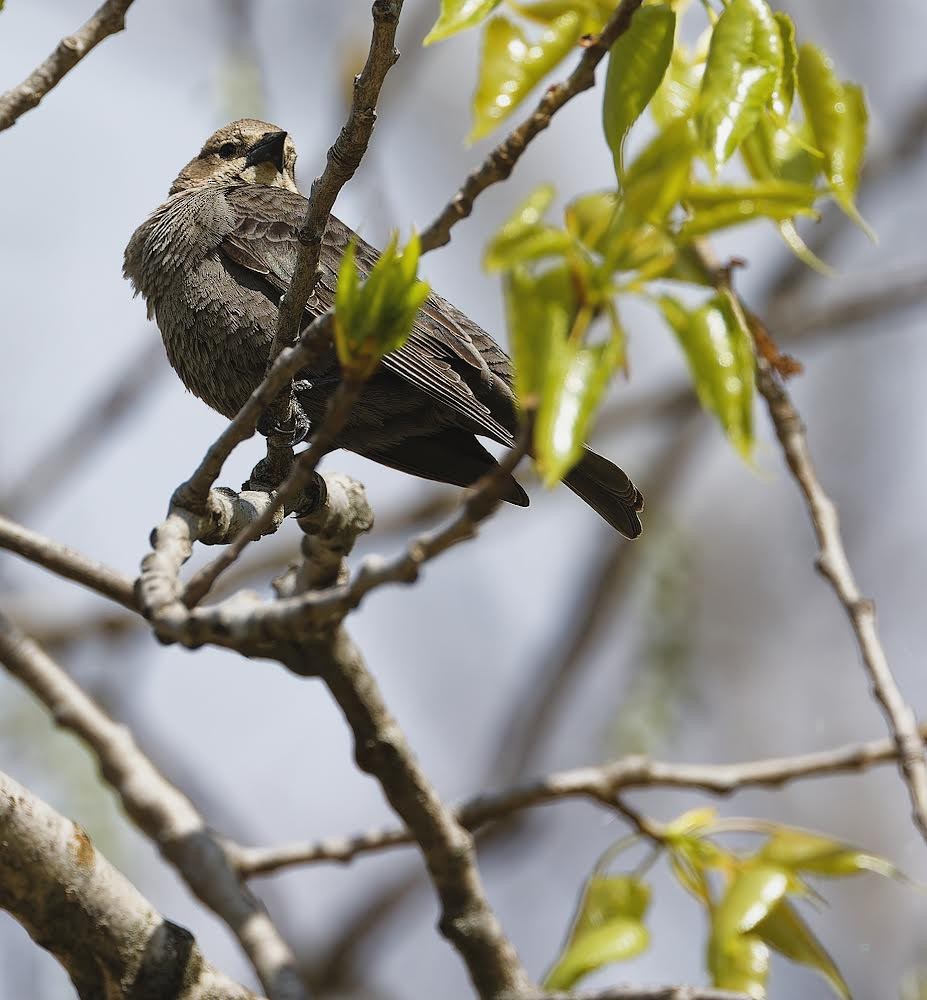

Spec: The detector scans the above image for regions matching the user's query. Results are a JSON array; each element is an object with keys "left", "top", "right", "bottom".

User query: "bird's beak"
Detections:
[{"left": 244, "top": 130, "right": 287, "bottom": 170}]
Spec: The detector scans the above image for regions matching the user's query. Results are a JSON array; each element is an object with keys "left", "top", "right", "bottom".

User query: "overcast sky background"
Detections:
[{"left": 2, "top": 1, "right": 927, "bottom": 997}]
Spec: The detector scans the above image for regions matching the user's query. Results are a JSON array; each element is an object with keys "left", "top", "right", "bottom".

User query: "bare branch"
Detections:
[
  {"left": 0, "top": 768, "right": 263, "bottom": 1000},
  {"left": 0, "top": 513, "right": 137, "bottom": 611},
  {"left": 696, "top": 242, "right": 927, "bottom": 849},
  {"left": 273, "top": 0, "right": 404, "bottom": 357},
  {"left": 232, "top": 723, "right": 927, "bottom": 875},
  {"left": 0, "top": 0, "right": 136, "bottom": 133},
  {"left": 180, "top": 425, "right": 532, "bottom": 646},
  {"left": 753, "top": 352, "right": 927, "bottom": 844},
  {"left": 0, "top": 613, "right": 310, "bottom": 1000},
  {"left": 291, "top": 628, "right": 532, "bottom": 999},
  {"left": 531, "top": 989, "right": 747, "bottom": 1000},
  {"left": 182, "top": 377, "right": 365, "bottom": 608},
  {"left": 419, "top": 0, "right": 644, "bottom": 252}
]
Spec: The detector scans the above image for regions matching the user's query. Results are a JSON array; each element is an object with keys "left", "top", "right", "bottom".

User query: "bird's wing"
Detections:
[{"left": 217, "top": 185, "right": 516, "bottom": 444}]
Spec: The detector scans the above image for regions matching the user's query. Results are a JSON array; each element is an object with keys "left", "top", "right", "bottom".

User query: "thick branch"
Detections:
[
  {"left": 181, "top": 427, "right": 531, "bottom": 646},
  {"left": 419, "top": 0, "right": 644, "bottom": 252},
  {"left": 0, "top": 768, "right": 262, "bottom": 1000},
  {"left": 289, "top": 628, "right": 532, "bottom": 999},
  {"left": 0, "top": 0, "right": 136, "bottom": 132},
  {"left": 0, "top": 613, "right": 310, "bottom": 1000},
  {"left": 232, "top": 723, "right": 927, "bottom": 875}
]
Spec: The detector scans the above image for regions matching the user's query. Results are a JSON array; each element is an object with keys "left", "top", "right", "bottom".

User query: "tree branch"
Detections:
[
  {"left": 419, "top": 0, "right": 644, "bottom": 252},
  {"left": 0, "top": 612, "right": 310, "bottom": 1000},
  {"left": 0, "top": 513, "right": 137, "bottom": 611},
  {"left": 753, "top": 352, "right": 927, "bottom": 845},
  {"left": 697, "top": 243, "right": 927, "bottom": 849},
  {"left": 231, "top": 722, "right": 927, "bottom": 875},
  {"left": 0, "top": 0, "right": 136, "bottom": 133},
  {"left": 0, "top": 767, "right": 264, "bottom": 1000}
]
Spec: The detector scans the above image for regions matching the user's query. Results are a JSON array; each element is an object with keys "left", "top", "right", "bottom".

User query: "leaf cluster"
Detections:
[
  {"left": 334, "top": 232, "right": 430, "bottom": 380},
  {"left": 546, "top": 808, "right": 908, "bottom": 998},
  {"left": 426, "top": 0, "right": 871, "bottom": 478}
]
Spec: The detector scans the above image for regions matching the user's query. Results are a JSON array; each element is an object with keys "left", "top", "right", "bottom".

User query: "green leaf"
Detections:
[
  {"left": 698, "top": 0, "right": 783, "bottom": 174},
  {"left": 755, "top": 900, "right": 850, "bottom": 1000},
  {"left": 535, "top": 330, "right": 624, "bottom": 485},
  {"left": 677, "top": 180, "right": 818, "bottom": 240},
  {"left": 544, "top": 876, "right": 651, "bottom": 991},
  {"left": 770, "top": 12, "right": 798, "bottom": 119},
  {"left": 620, "top": 117, "right": 697, "bottom": 224},
  {"left": 424, "top": 0, "right": 503, "bottom": 44},
  {"left": 714, "top": 865, "right": 790, "bottom": 939},
  {"left": 797, "top": 43, "right": 872, "bottom": 236},
  {"left": 602, "top": 4, "right": 677, "bottom": 175},
  {"left": 652, "top": 44, "right": 705, "bottom": 127},
  {"left": 334, "top": 232, "right": 430, "bottom": 378},
  {"left": 708, "top": 932, "right": 770, "bottom": 998},
  {"left": 741, "top": 117, "right": 821, "bottom": 186},
  {"left": 485, "top": 184, "right": 572, "bottom": 271},
  {"left": 778, "top": 219, "right": 835, "bottom": 276},
  {"left": 666, "top": 807, "right": 718, "bottom": 840},
  {"left": 660, "top": 294, "right": 754, "bottom": 456},
  {"left": 510, "top": 0, "right": 604, "bottom": 33},
  {"left": 470, "top": 12, "right": 583, "bottom": 141},
  {"left": 505, "top": 264, "right": 577, "bottom": 407},
  {"left": 759, "top": 828, "right": 900, "bottom": 880},
  {"left": 565, "top": 191, "right": 620, "bottom": 254}
]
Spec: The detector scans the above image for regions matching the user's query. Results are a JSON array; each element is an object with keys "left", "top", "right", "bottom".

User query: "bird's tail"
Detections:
[{"left": 564, "top": 448, "right": 644, "bottom": 539}]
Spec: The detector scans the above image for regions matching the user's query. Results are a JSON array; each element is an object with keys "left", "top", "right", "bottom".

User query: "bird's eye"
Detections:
[{"left": 218, "top": 142, "right": 237, "bottom": 159}]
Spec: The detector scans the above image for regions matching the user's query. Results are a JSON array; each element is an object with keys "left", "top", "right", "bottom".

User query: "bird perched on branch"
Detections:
[{"left": 124, "top": 119, "right": 644, "bottom": 537}]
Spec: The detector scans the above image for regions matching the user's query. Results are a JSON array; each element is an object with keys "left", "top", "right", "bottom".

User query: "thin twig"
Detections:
[
  {"left": 753, "top": 354, "right": 927, "bottom": 844},
  {"left": 697, "top": 243, "right": 927, "bottom": 848},
  {"left": 0, "top": 0, "right": 136, "bottom": 132},
  {"left": 419, "top": 0, "right": 644, "bottom": 252},
  {"left": 0, "top": 514, "right": 137, "bottom": 611},
  {"left": 0, "top": 612, "right": 310, "bottom": 1000},
  {"left": 181, "top": 377, "right": 364, "bottom": 607},
  {"left": 231, "top": 722, "right": 927, "bottom": 875}
]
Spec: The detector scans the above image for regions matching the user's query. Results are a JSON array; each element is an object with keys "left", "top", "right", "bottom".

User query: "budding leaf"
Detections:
[
  {"left": 544, "top": 875, "right": 651, "bottom": 991},
  {"left": 536, "top": 328, "right": 624, "bottom": 486},
  {"left": 797, "top": 43, "right": 872, "bottom": 237},
  {"left": 602, "top": 3, "right": 676, "bottom": 176},
  {"left": 770, "top": 12, "right": 798, "bottom": 119},
  {"left": 651, "top": 44, "right": 705, "bottom": 127},
  {"left": 755, "top": 899, "right": 850, "bottom": 1000},
  {"left": 709, "top": 931, "right": 770, "bottom": 998},
  {"left": 759, "top": 828, "right": 901, "bottom": 880},
  {"left": 661, "top": 295, "right": 754, "bottom": 457},
  {"left": 504, "top": 264, "right": 575, "bottom": 407},
  {"left": 677, "top": 179, "right": 819, "bottom": 241},
  {"left": 424, "top": 0, "right": 503, "bottom": 44},
  {"left": 698, "top": 0, "right": 783, "bottom": 174},
  {"left": 470, "top": 11, "right": 583, "bottom": 141},
  {"left": 334, "top": 233, "right": 430, "bottom": 379},
  {"left": 485, "top": 184, "right": 571, "bottom": 271}
]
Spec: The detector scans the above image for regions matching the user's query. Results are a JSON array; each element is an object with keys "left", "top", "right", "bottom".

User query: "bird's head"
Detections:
[{"left": 169, "top": 119, "right": 299, "bottom": 195}]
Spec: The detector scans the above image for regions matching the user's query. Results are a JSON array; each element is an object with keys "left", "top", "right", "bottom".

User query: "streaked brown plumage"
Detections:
[{"left": 124, "top": 119, "right": 644, "bottom": 537}]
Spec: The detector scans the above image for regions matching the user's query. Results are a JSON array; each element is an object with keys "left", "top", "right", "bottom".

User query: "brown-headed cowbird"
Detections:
[{"left": 124, "top": 119, "right": 644, "bottom": 537}]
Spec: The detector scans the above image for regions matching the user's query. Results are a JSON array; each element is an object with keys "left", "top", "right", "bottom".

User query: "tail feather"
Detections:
[{"left": 564, "top": 448, "right": 644, "bottom": 539}]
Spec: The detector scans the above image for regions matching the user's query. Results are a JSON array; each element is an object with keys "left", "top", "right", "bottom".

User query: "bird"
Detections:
[{"left": 124, "top": 119, "right": 644, "bottom": 537}]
